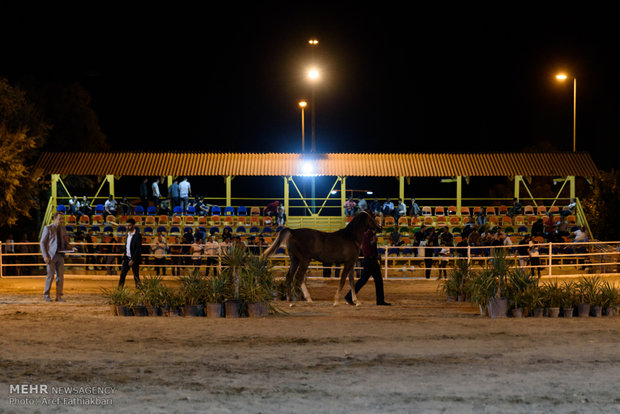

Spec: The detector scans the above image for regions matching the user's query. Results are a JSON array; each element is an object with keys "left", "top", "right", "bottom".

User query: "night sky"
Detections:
[{"left": 2, "top": 5, "right": 619, "bottom": 170}]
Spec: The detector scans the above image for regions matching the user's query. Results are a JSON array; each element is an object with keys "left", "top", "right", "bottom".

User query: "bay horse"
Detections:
[{"left": 262, "top": 211, "right": 381, "bottom": 306}]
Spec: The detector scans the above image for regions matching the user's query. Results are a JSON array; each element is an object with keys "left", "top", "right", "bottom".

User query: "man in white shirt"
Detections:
[
  {"left": 203, "top": 235, "right": 220, "bottom": 276},
  {"left": 104, "top": 195, "right": 118, "bottom": 216},
  {"left": 178, "top": 177, "right": 192, "bottom": 213},
  {"left": 152, "top": 179, "right": 161, "bottom": 207}
]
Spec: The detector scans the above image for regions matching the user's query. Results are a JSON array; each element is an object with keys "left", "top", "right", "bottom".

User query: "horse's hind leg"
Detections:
[
  {"left": 295, "top": 260, "right": 313, "bottom": 303},
  {"left": 286, "top": 258, "right": 299, "bottom": 302}
]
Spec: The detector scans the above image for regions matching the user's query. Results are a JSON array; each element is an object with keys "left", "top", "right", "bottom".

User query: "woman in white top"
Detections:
[{"left": 152, "top": 231, "right": 167, "bottom": 276}]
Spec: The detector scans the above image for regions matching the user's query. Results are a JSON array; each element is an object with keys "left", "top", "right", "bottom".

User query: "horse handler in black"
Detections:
[
  {"left": 118, "top": 218, "right": 142, "bottom": 288},
  {"left": 345, "top": 228, "right": 391, "bottom": 306}
]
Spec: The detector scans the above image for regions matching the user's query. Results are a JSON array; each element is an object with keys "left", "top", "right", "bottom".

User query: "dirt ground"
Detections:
[{"left": 2, "top": 275, "right": 620, "bottom": 413}]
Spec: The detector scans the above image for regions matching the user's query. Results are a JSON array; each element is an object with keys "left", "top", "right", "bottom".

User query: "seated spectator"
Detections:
[
  {"left": 68, "top": 196, "right": 80, "bottom": 215},
  {"left": 510, "top": 197, "right": 523, "bottom": 217},
  {"left": 557, "top": 219, "right": 570, "bottom": 237},
  {"left": 357, "top": 197, "right": 368, "bottom": 212},
  {"left": 159, "top": 199, "right": 171, "bottom": 216},
  {"left": 396, "top": 199, "right": 407, "bottom": 219},
  {"left": 344, "top": 197, "right": 357, "bottom": 216},
  {"left": 264, "top": 200, "right": 280, "bottom": 217},
  {"left": 104, "top": 195, "right": 118, "bottom": 216},
  {"left": 119, "top": 197, "right": 132, "bottom": 216},
  {"left": 390, "top": 229, "right": 404, "bottom": 247},
  {"left": 560, "top": 198, "right": 577, "bottom": 217},
  {"left": 196, "top": 197, "right": 210, "bottom": 216},
  {"left": 571, "top": 226, "right": 588, "bottom": 243},
  {"left": 382, "top": 197, "right": 394, "bottom": 217},
  {"left": 369, "top": 198, "right": 381, "bottom": 215},
  {"left": 222, "top": 227, "right": 233, "bottom": 241},
  {"left": 439, "top": 227, "right": 453, "bottom": 246},
  {"left": 80, "top": 196, "right": 92, "bottom": 216},
  {"left": 475, "top": 211, "right": 486, "bottom": 227},
  {"left": 531, "top": 218, "right": 544, "bottom": 238},
  {"left": 409, "top": 197, "right": 421, "bottom": 217}
]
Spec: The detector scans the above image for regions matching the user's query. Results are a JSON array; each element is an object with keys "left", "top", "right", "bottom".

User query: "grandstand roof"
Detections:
[{"left": 34, "top": 152, "right": 599, "bottom": 178}]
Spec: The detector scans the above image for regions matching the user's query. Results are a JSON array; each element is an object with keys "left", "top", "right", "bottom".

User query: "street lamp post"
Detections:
[
  {"left": 556, "top": 73, "right": 577, "bottom": 152},
  {"left": 298, "top": 100, "right": 307, "bottom": 153},
  {"left": 307, "top": 39, "right": 319, "bottom": 214}
]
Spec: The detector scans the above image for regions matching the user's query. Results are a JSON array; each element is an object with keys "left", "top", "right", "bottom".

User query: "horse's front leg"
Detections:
[
  {"left": 348, "top": 266, "right": 361, "bottom": 306},
  {"left": 296, "top": 261, "right": 313, "bottom": 303}
]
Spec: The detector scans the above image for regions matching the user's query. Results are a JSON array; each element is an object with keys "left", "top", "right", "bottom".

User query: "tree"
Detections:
[
  {"left": 0, "top": 78, "right": 50, "bottom": 227},
  {"left": 581, "top": 170, "right": 620, "bottom": 241}
]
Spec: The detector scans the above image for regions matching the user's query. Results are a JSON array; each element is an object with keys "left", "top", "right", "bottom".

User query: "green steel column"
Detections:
[{"left": 225, "top": 176, "right": 232, "bottom": 207}]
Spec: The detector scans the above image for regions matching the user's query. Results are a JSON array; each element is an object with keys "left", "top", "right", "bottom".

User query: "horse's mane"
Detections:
[{"left": 342, "top": 211, "right": 372, "bottom": 237}]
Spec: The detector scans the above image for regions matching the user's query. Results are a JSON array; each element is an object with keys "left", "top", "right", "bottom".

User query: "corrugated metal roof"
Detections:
[{"left": 33, "top": 152, "right": 600, "bottom": 177}]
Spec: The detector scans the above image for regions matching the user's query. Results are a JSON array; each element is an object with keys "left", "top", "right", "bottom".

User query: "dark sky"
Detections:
[{"left": 2, "top": 5, "right": 619, "bottom": 170}]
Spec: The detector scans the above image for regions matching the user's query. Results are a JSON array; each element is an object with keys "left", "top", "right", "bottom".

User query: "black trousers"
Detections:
[
  {"left": 118, "top": 256, "right": 141, "bottom": 287},
  {"left": 345, "top": 257, "right": 385, "bottom": 304}
]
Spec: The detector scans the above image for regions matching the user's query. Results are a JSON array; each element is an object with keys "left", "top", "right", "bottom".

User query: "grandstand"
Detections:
[{"left": 12, "top": 151, "right": 607, "bottom": 278}]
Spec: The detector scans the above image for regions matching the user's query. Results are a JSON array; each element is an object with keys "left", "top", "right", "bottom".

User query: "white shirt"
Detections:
[
  {"left": 204, "top": 241, "right": 220, "bottom": 256},
  {"left": 179, "top": 180, "right": 191, "bottom": 198},
  {"left": 126, "top": 231, "right": 134, "bottom": 259},
  {"left": 152, "top": 182, "right": 160, "bottom": 197}
]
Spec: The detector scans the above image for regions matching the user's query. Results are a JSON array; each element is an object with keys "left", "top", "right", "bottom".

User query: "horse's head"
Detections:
[{"left": 361, "top": 210, "right": 382, "bottom": 233}]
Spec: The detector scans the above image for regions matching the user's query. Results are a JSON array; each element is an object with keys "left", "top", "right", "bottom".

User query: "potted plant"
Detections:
[
  {"left": 521, "top": 285, "right": 544, "bottom": 317},
  {"left": 241, "top": 255, "right": 275, "bottom": 317},
  {"left": 486, "top": 249, "right": 510, "bottom": 318},
  {"left": 590, "top": 283, "right": 605, "bottom": 317},
  {"left": 221, "top": 244, "right": 250, "bottom": 318},
  {"left": 506, "top": 267, "right": 538, "bottom": 318},
  {"left": 166, "top": 288, "right": 185, "bottom": 317},
  {"left": 204, "top": 272, "right": 230, "bottom": 318},
  {"left": 439, "top": 259, "right": 471, "bottom": 302},
  {"left": 179, "top": 269, "right": 207, "bottom": 316},
  {"left": 466, "top": 267, "right": 494, "bottom": 316},
  {"left": 137, "top": 274, "right": 166, "bottom": 316},
  {"left": 560, "top": 281, "right": 576, "bottom": 318},
  {"left": 600, "top": 280, "right": 620, "bottom": 316},
  {"left": 100, "top": 287, "right": 119, "bottom": 315},
  {"left": 576, "top": 276, "right": 601, "bottom": 317},
  {"left": 541, "top": 280, "right": 562, "bottom": 318}
]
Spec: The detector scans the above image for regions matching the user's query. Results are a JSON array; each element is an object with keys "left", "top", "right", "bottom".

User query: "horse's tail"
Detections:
[{"left": 262, "top": 228, "right": 292, "bottom": 258}]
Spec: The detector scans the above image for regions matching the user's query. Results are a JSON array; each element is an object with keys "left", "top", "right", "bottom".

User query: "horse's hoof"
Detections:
[
  {"left": 333, "top": 302, "right": 339, "bottom": 307},
  {"left": 289, "top": 303, "right": 295, "bottom": 308},
  {"left": 355, "top": 302, "right": 361, "bottom": 307}
]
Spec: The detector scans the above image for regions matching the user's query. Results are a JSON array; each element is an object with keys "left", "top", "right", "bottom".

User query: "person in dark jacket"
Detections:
[
  {"left": 118, "top": 218, "right": 142, "bottom": 287},
  {"left": 344, "top": 229, "right": 390, "bottom": 306}
]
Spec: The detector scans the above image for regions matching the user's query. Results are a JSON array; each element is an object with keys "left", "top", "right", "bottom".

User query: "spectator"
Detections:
[
  {"left": 531, "top": 218, "right": 544, "bottom": 238},
  {"left": 168, "top": 179, "right": 180, "bottom": 208},
  {"left": 418, "top": 235, "right": 432, "bottom": 279},
  {"left": 3, "top": 234, "right": 15, "bottom": 275},
  {"left": 560, "top": 198, "right": 577, "bottom": 217},
  {"left": 516, "top": 235, "right": 531, "bottom": 268},
  {"left": 152, "top": 231, "right": 167, "bottom": 276},
  {"left": 439, "top": 227, "right": 453, "bottom": 246},
  {"left": 222, "top": 227, "right": 233, "bottom": 241},
  {"left": 390, "top": 228, "right": 404, "bottom": 247},
  {"left": 102, "top": 234, "right": 118, "bottom": 275},
  {"left": 204, "top": 235, "right": 220, "bottom": 276},
  {"left": 152, "top": 178, "right": 161, "bottom": 207},
  {"left": 264, "top": 200, "right": 280, "bottom": 217},
  {"left": 80, "top": 196, "right": 92, "bottom": 216},
  {"left": 409, "top": 197, "right": 421, "bottom": 218},
  {"left": 169, "top": 235, "right": 183, "bottom": 276},
  {"left": 396, "top": 199, "right": 407, "bottom": 219},
  {"left": 437, "top": 240, "right": 450, "bottom": 280},
  {"left": 357, "top": 197, "right": 368, "bottom": 212},
  {"left": 104, "top": 195, "right": 118, "bottom": 216},
  {"left": 475, "top": 210, "right": 486, "bottom": 227},
  {"left": 557, "top": 219, "right": 570, "bottom": 237},
  {"left": 68, "top": 196, "right": 80, "bottom": 215},
  {"left": 190, "top": 234, "right": 203, "bottom": 268},
  {"left": 85, "top": 229, "right": 99, "bottom": 271},
  {"left": 528, "top": 238, "right": 541, "bottom": 278},
  {"left": 179, "top": 177, "right": 192, "bottom": 213},
  {"left": 369, "top": 198, "right": 381, "bottom": 215},
  {"left": 382, "top": 197, "right": 394, "bottom": 217},
  {"left": 139, "top": 178, "right": 149, "bottom": 211},
  {"left": 344, "top": 197, "right": 356, "bottom": 216},
  {"left": 159, "top": 199, "right": 171, "bottom": 216},
  {"left": 119, "top": 197, "right": 132, "bottom": 216},
  {"left": 571, "top": 226, "right": 588, "bottom": 243},
  {"left": 276, "top": 205, "right": 286, "bottom": 226},
  {"left": 510, "top": 197, "right": 523, "bottom": 217},
  {"left": 195, "top": 197, "right": 210, "bottom": 216}
]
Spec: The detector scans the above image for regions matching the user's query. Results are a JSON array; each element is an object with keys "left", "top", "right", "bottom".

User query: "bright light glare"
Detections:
[
  {"left": 366, "top": 191, "right": 374, "bottom": 195},
  {"left": 302, "top": 162, "right": 314, "bottom": 175},
  {"left": 308, "top": 39, "right": 319, "bottom": 45},
  {"left": 331, "top": 190, "right": 337, "bottom": 195},
  {"left": 298, "top": 100, "right": 307, "bottom": 108},
  {"left": 308, "top": 69, "right": 320, "bottom": 80},
  {"left": 556, "top": 74, "right": 568, "bottom": 80}
]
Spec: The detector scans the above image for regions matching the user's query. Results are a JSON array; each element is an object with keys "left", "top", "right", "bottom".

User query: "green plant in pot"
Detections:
[
  {"left": 599, "top": 281, "right": 620, "bottom": 316},
  {"left": 484, "top": 249, "right": 510, "bottom": 318},
  {"left": 137, "top": 274, "right": 167, "bottom": 316},
  {"left": 506, "top": 267, "right": 538, "bottom": 316},
  {"left": 179, "top": 269, "right": 208, "bottom": 316},
  {"left": 101, "top": 286, "right": 134, "bottom": 316},
  {"left": 220, "top": 244, "right": 251, "bottom": 317},
  {"left": 240, "top": 255, "right": 275, "bottom": 317},
  {"left": 541, "top": 280, "right": 563, "bottom": 317},
  {"left": 521, "top": 285, "right": 544, "bottom": 317},
  {"left": 438, "top": 259, "right": 471, "bottom": 302},
  {"left": 560, "top": 281, "right": 576, "bottom": 317},
  {"left": 576, "top": 276, "right": 602, "bottom": 317},
  {"left": 165, "top": 288, "right": 184, "bottom": 316},
  {"left": 204, "top": 272, "right": 231, "bottom": 318}
]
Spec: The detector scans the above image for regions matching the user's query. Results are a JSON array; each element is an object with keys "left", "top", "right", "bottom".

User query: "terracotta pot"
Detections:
[
  {"left": 248, "top": 302, "right": 269, "bottom": 317},
  {"left": 205, "top": 303, "right": 224, "bottom": 318},
  {"left": 547, "top": 307, "right": 560, "bottom": 318}
]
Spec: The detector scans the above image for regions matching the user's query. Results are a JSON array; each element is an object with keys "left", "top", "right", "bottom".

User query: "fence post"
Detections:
[
  {"left": 548, "top": 242, "right": 553, "bottom": 277},
  {"left": 384, "top": 250, "right": 388, "bottom": 280},
  {"left": 0, "top": 241, "right": 3, "bottom": 278}
]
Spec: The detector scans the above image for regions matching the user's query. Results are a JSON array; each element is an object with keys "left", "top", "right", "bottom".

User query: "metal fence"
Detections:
[{"left": 1, "top": 241, "right": 619, "bottom": 280}]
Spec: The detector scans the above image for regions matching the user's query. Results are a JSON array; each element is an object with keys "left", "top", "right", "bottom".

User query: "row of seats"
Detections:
[
  {"left": 57, "top": 204, "right": 262, "bottom": 217},
  {"left": 410, "top": 205, "right": 568, "bottom": 217},
  {"left": 371, "top": 214, "right": 578, "bottom": 228},
  {"left": 63, "top": 214, "right": 278, "bottom": 227},
  {"left": 66, "top": 224, "right": 284, "bottom": 238}
]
